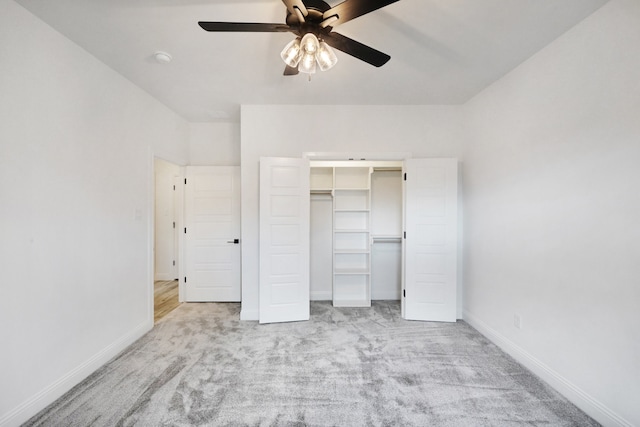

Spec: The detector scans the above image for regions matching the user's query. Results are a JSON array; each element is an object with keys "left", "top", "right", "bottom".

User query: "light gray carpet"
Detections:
[{"left": 25, "top": 301, "right": 598, "bottom": 426}]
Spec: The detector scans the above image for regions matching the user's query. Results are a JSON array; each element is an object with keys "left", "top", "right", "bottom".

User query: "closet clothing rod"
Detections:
[
  {"left": 371, "top": 236, "right": 402, "bottom": 243},
  {"left": 372, "top": 167, "right": 402, "bottom": 172}
]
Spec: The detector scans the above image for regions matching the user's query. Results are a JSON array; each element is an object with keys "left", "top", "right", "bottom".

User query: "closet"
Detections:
[
  {"left": 310, "top": 161, "right": 403, "bottom": 307},
  {"left": 259, "top": 157, "right": 458, "bottom": 324}
]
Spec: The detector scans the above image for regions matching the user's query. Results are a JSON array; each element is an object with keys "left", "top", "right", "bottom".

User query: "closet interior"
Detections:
[{"left": 309, "top": 161, "right": 403, "bottom": 307}]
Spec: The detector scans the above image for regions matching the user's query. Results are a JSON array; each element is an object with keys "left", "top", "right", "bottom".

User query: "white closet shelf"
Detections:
[
  {"left": 334, "top": 209, "right": 370, "bottom": 212},
  {"left": 334, "top": 229, "right": 369, "bottom": 233},
  {"left": 334, "top": 249, "right": 370, "bottom": 254},
  {"left": 310, "top": 188, "right": 333, "bottom": 194},
  {"left": 372, "top": 235, "right": 402, "bottom": 243},
  {"left": 334, "top": 268, "right": 370, "bottom": 275},
  {"left": 334, "top": 187, "right": 369, "bottom": 191}
]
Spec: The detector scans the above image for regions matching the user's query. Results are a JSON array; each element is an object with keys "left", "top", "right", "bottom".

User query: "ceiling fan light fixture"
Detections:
[
  {"left": 316, "top": 41, "right": 338, "bottom": 71},
  {"left": 280, "top": 38, "right": 302, "bottom": 67},
  {"left": 200, "top": 0, "right": 398, "bottom": 77}
]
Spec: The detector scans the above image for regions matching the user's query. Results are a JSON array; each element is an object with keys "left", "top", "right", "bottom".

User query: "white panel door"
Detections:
[
  {"left": 403, "top": 159, "right": 458, "bottom": 322},
  {"left": 185, "top": 166, "right": 241, "bottom": 302},
  {"left": 259, "top": 157, "right": 310, "bottom": 324}
]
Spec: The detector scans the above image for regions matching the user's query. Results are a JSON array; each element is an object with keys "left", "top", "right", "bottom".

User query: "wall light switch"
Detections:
[{"left": 514, "top": 314, "right": 522, "bottom": 329}]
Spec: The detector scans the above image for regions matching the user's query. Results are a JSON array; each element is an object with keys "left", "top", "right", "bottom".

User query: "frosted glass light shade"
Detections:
[
  {"left": 300, "top": 33, "right": 319, "bottom": 54},
  {"left": 316, "top": 41, "right": 338, "bottom": 71},
  {"left": 280, "top": 38, "right": 302, "bottom": 67},
  {"left": 298, "top": 52, "right": 317, "bottom": 74}
]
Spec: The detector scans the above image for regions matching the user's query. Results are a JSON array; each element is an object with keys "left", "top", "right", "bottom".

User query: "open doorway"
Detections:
[{"left": 154, "top": 158, "right": 182, "bottom": 322}]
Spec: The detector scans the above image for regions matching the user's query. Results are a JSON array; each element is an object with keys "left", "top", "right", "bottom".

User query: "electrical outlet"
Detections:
[{"left": 514, "top": 314, "right": 522, "bottom": 330}]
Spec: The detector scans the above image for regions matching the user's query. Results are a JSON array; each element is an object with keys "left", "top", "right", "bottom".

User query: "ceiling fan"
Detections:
[{"left": 198, "top": 0, "right": 400, "bottom": 76}]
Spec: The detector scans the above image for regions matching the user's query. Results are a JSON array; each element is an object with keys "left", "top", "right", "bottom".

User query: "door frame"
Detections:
[
  {"left": 303, "top": 152, "right": 412, "bottom": 162},
  {"left": 151, "top": 155, "right": 185, "bottom": 324},
  {"left": 306, "top": 154, "right": 407, "bottom": 316},
  {"left": 174, "top": 174, "right": 185, "bottom": 302}
]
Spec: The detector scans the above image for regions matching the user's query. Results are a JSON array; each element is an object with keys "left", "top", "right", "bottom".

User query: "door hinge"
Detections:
[
  {"left": 184, "top": 178, "right": 187, "bottom": 185},
  {"left": 404, "top": 173, "right": 407, "bottom": 181},
  {"left": 172, "top": 260, "right": 175, "bottom": 266},
  {"left": 184, "top": 276, "right": 187, "bottom": 283},
  {"left": 184, "top": 227, "right": 187, "bottom": 234},
  {"left": 403, "top": 289, "right": 406, "bottom": 298},
  {"left": 404, "top": 231, "right": 406, "bottom": 239},
  {"left": 173, "top": 185, "right": 175, "bottom": 191},
  {"left": 172, "top": 221, "right": 175, "bottom": 229}
]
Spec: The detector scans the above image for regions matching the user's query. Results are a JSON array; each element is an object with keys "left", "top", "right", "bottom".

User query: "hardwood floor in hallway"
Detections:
[{"left": 154, "top": 280, "right": 180, "bottom": 323}]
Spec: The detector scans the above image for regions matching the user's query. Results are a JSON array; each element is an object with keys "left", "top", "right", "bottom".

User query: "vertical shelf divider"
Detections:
[{"left": 332, "top": 166, "right": 372, "bottom": 307}]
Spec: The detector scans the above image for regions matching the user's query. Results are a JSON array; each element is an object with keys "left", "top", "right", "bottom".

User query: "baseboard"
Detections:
[
  {"left": 311, "top": 292, "right": 403, "bottom": 301},
  {"left": 310, "top": 291, "right": 332, "bottom": 301},
  {"left": 371, "top": 292, "right": 401, "bottom": 300},
  {"left": 240, "top": 309, "right": 259, "bottom": 321},
  {"left": 0, "top": 319, "right": 153, "bottom": 427},
  {"left": 463, "top": 309, "right": 632, "bottom": 427}
]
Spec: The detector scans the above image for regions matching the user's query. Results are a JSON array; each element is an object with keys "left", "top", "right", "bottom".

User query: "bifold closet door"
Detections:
[
  {"left": 403, "top": 158, "right": 458, "bottom": 322},
  {"left": 259, "top": 157, "right": 310, "bottom": 324}
]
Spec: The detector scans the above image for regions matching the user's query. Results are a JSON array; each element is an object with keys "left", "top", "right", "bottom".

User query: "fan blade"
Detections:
[
  {"left": 284, "top": 65, "right": 300, "bottom": 75},
  {"left": 281, "top": 0, "right": 308, "bottom": 18},
  {"left": 323, "top": 32, "right": 390, "bottom": 67},
  {"left": 198, "top": 22, "right": 291, "bottom": 32},
  {"left": 322, "top": 0, "right": 400, "bottom": 27}
]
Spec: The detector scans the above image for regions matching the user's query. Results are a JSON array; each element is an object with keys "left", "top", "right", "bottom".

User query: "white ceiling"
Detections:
[{"left": 16, "top": 0, "right": 607, "bottom": 122}]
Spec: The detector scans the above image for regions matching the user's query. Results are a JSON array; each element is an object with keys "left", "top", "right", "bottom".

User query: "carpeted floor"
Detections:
[{"left": 25, "top": 301, "right": 598, "bottom": 426}]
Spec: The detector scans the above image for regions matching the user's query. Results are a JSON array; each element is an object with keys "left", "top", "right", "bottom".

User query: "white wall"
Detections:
[
  {"left": 240, "top": 105, "right": 464, "bottom": 320},
  {"left": 189, "top": 122, "right": 240, "bottom": 166},
  {"left": 462, "top": 0, "right": 640, "bottom": 425},
  {"left": 0, "top": 1, "right": 189, "bottom": 425},
  {"left": 310, "top": 194, "right": 333, "bottom": 300}
]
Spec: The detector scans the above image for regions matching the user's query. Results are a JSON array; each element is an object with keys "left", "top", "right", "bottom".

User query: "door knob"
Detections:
[{"left": 227, "top": 239, "right": 240, "bottom": 244}]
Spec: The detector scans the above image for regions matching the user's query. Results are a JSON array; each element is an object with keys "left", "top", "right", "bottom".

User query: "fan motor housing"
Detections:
[{"left": 285, "top": 0, "right": 331, "bottom": 26}]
